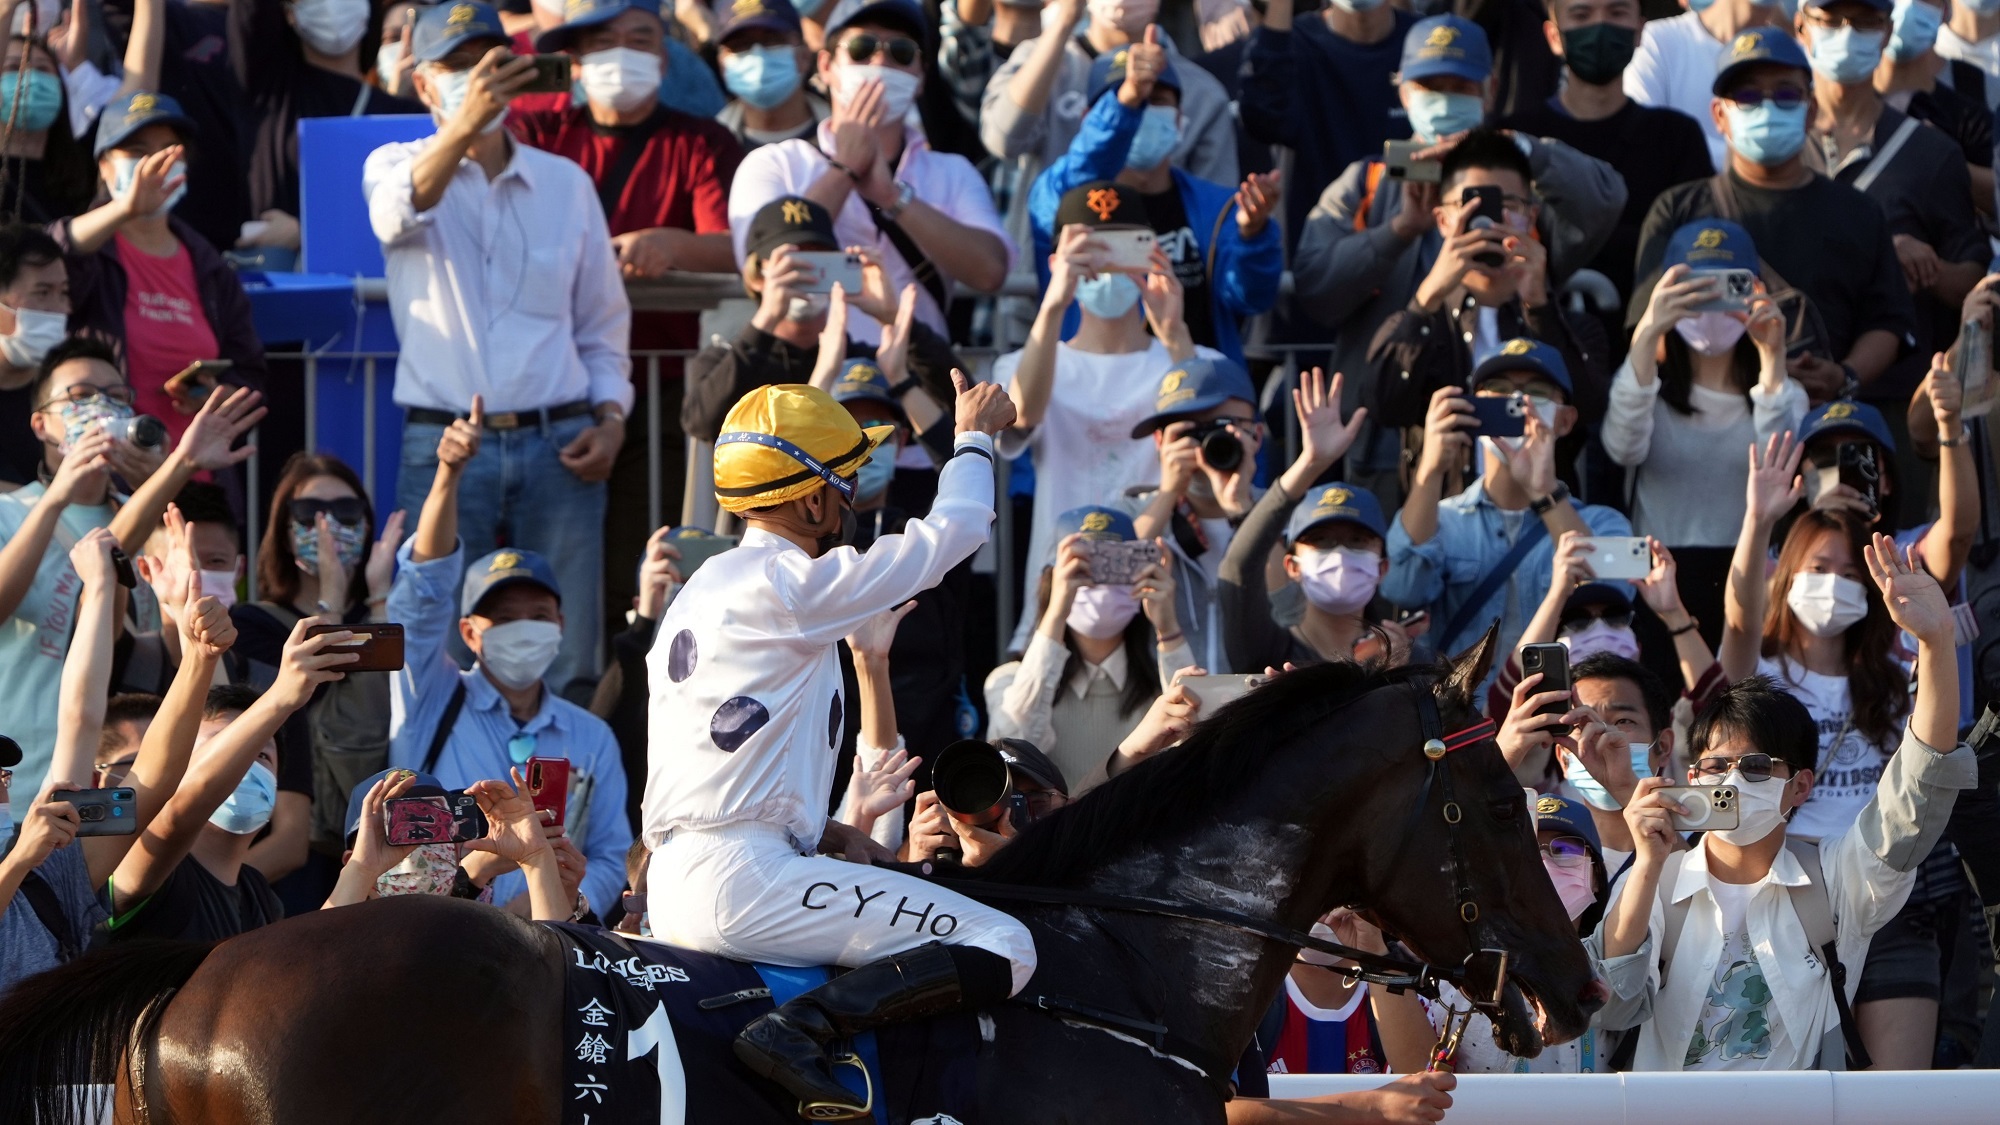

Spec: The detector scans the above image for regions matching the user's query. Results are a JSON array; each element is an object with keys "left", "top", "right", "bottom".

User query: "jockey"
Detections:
[{"left": 643, "top": 379, "right": 1036, "bottom": 1117}]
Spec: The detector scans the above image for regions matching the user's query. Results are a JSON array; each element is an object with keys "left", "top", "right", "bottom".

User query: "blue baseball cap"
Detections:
[
  {"left": 1400, "top": 15, "right": 1492, "bottom": 84},
  {"left": 536, "top": 0, "right": 663, "bottom": 52},
  {"left": 413, "top": 1, "right": 509, "bottom": 63},
  {"left": 830, "top": 357, "right": 908, "bottom": 426},
  {"left": 1712, "top": 26, "right": 1811, "bottom": 95},
  {"left": 94, "top": 91, "right": 196, "bottom": 157},
  {"left": 462, "top": 547, "right": 564, "bottom": 617},
  {"left": 716, "top": 0, "right": 802, "bottom": 43},
  {"left": 1086, "top": 47, "right": 1183, "bottom": 108},
  {"left": 1805, "top": 0, "right": 1890, "bottom": 11},
  {"left": 1129, "top": 356, "right": 1258, "bottom": 437},
  {"left": 1533, "top": 793, "right": 1602, "bottom": 853},
  {"left": 344, "top": 768, "right": 446, "bottom": 844},
  {"left": 1801, "top": 399, "right": 1897, "bottom": 454},
  {"left": 821, "top": 0, "right": 927, "bottom": 42},
  {"left": 1664, "top": 218, "right": 1758, "bottom": 272},
  {"left": 1285, "top": 482, "right": 1388, "bottom": 545},
  {"left": 1471, "top": 338, "right": 1573, "bottom": 397},
  {"left": 1053, "top": 505, "right": 1136, "bottom": 545}
]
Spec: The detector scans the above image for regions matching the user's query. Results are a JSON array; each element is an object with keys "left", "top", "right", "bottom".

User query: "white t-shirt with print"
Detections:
[
  {"left": 1683, "top": 877, "right": 1790, "bottom": 1070},
  {"left": 1756, "top": 654, "right": 1899, "bottom": 842}
]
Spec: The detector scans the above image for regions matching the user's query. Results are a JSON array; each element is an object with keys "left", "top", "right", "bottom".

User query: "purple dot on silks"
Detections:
[
  {"left": 667, "top": 630, "right": 698, "bottom": 682},
  {"left": 710, "top": 697, "right": 770, "bottom": 752},
  {"left": 828, "top": 693, "right": 842, "bottom": 749}
]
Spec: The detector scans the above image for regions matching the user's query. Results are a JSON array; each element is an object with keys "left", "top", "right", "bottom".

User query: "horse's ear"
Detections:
[{"left": 1437, "top": 620, "right": 1502, "bottom": 712}]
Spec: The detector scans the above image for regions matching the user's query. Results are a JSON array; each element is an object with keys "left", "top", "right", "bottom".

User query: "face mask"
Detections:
[
  {"left": 1087, "top": 0, "right": 1159, "bottom": 35},
  {"left": 1068, "top": 583, "right": 1140, "bottom": 639},
  {"left": 1808, "top": 25, "right": 1886, "bottom": 84},
  {"left": 427, "top": 65, "right": 508, "bottom": 133},
  {"left": 1675, "top": 310, "right": 1748, "bottom": 356},
  {"left": 0, "top": 69, "right": 62, "bottom": 131},
  {"left": 1688, "top": 0, "right": 1716, "bottom": 9},
  {"left": 1710, "top": 771, "right": 1790, "bottom": 846},
  {"left": 1405, "top": 89, "right": 1485, "bottom": 143},
  {"left": 111, "top": 156, "right": 189, "bottom": 215},
  {"left": 580, "top": 46, "right": 662, "bottom": 113},
  {"left": 1889, "top": 0, "right": 1943, "bottom": 60},
  {"left": 831, "top": 64, "right": 919, "bottom": 120},
  {"left": 477, "top": 618, "right": 563, "bottom": 689},
  {"left": 1562, "top": 740, "right": 1654, "bottom": 812},
  {"left": 291, "top": 518, "right": 366, "bottom": 573},
  {"left": 1298, "top": 920, "right": 1345, "bottom": 966},
  {"left": 722, "top": 45, "right": 803, "bottom": 110},
  {"left": 794, "top": 0, "right": 826, "bottom": 16},
  {"left": 290, "top": 0, "right": 370, "bottom": 57},
  {"left": 376, "top": 843, "right": 461, "bottom": 897},
  {"left": 1545, "top": 859, "right": 1597, "bottom": 921},
  {"left": 1786, "top": 571, "right": 1870, "bottom": 637},
  {"left": 1724, "top": 100, "right": 1809, "bottom": 165},
  {"left": 56, "top": 397, "right": 133, "bottom": 455},
  {"left": 376, "top": 37, "right": 404, "bottom": 78},
  {"left": 1560, "top": 22, "right": 1637, "bottom": 86},
  {"left": 1075, "top": 271, "right": 1141, "bottom": 319},
  {"left": 0, "top": 305, "right": 66, "bottom": 368},
  {"left": 1560, "top": 619, "right": 1641, "bottom": 662},
  {"left": 1294, "top": 545, "right": 1380, "bottom": 614},
  {"left": 854, "top": 440, "right": 897, "bottom": 500},
  {"left": 209, "top": 761, "right": 277, "bottom": 835},
  {"left": 786, "top": 293, "right": 829, "bottom": 321},
  {"left": 198, "top": 567, "right": 239, "bottom": 608},
  {"left": 1124, "top": 105, "right": 1180, "bottom": 170}
]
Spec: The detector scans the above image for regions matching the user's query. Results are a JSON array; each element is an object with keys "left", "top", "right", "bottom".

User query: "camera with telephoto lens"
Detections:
[
  {"left": 99, "top": 414, "right": 167, "bottom": 450},
  {"left": 1189, "top": 419, "right": 1244, "bottom": 473},
  {"left": 929, "top": 739, "right": 1031, "bottom": 863}
]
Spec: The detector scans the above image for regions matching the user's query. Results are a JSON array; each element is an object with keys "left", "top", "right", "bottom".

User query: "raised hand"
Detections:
[
  {"left": 1496, "top": 670, "right": 1570, "bottom": 777},
  {"left": 1415, "top": 385, "right": 1475, "bottom": 483},
  {"left": 874, "top": 284, "right": 919, "bottom": 387},
  {"left": 1118, "top": 24, "right": 1166, "bottom": 107},
  {"left": 1044, "top": 223, "right": 1103, "bottom": 314},
  {"left": 437, "top": 396, "right": 483, "bottom": 470},
  {"left": 350, "top": 771, "right": 421, "bottom": 878},
  {"left": 464, "top": 768, "right": 557, "bottom": 867},
  {"left": 1865, "top": 531, "right": 1952, "bottom": 646},
  {"left": 1294, "top": 367, "right": 1367, "bottom": 469},
  {"left": 1038, "top": 534, "right": 1091, "bottom": 637},
  {"left": 1557, "top": 705, "right": 1640, "bottom": 807},
  {"left": 1235, "top": 170, "right": 1280, "bottom": 239},
  {"left": 810, "top": 282, "right": 850, "bottom": 390},
  {"left": 113, "top": 145, "right": 186, "bottom": 221},
  {"left": 447, "top": 47, "right": 534, "bottom": 138},
  {"left": 175, "top": 385, "right": 267, "bottom": 471},
  {"left": 1633, "top": 537, "right": 1689, "bottom": 619},
  {"left": 847, "top": 600, "right": 917, "bottom": 662},
  {"left": 44, "top": 426, "right": 113, "bottom": 507},
  {"left": 635, "top": 526, "right": 684, "bottom": 622},
  {"left": 269, "top": 616, "right": 361, "bottom": 709},
  {"left": 315, "top": 512, "right": 354, "bottom": 612},
  {"left": 1156, "top": 420, "right": 1200, "bottom": 499},
  {"left": 951, "top": 369, "right": 1016, "bottom": 435},
  {"left": 1547, "top": 529, "right": 1596, "bottom": 597},
  {"left": 1745, "top": 430, "right": 1803, "bottom": 529},
  {"left": 1134, "top": 542, "right": 1180, "bottom": 637},
  {"left": 1496, "top": 397, "right": 1558, "bottom": 499},
  {"left": 364, "top": 510, "right": 406, "bottom": 606},
  {"left": 849, "top": 747, "right": 922, "bottom": 821},
  {"left": 1636, "top": 265, "right": 1717, "bottom": 345},
  {"left": 146, "top": 502, "right": 197, "bottom": 609},
  {"left": 67, "top": 526, "right": 120, "bottom": 590},
  {"left": 1924, "top": 351, "right": 1963, "bottom": 436}
]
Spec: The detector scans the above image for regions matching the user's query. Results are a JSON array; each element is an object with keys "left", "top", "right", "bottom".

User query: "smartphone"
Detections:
[
  {"left": 1396, "top": 609, "right": 1429, "bottom": 629},
  {"left": 671, "top": 534, "right": 739, "bottom": 578},
  {"left": 303, "top": 623, "right": 406, "bottom": 673},
  {"left": 1092, "top": 227, "right": 1157, "bottom": 272},
  {"left": 1186, "top": 673, "right": 1265, "bottom": 711},
  {"left": 446, "top": 790, "right": 489, "bottom": 842},
  {"left": 527, "top": 756, "right": 570, "bottom": 829},
  {"left": 108, "top": 547, "right": 137, "bottom": 589},
  {"left": 164, "top": 359, "right": 232, "bottom": 403},
  {"left": 384, "top": 795, "right": 454, "bottom": 846},
  {"left": 1519, "top": 642, "right": 1572, "bottom": 737},
  {"left": 790, "top": 250, "right": 866, "bottom": 296},
  {"left": 1583, "top": 536, "right": 1652, "bottom": 581},
  {"left": 522, "top": 53, "right": 573, "bottom": 94},
  {"left": 1958, "top": 317, "right": 1995, "bottom": 420},
  {"left": 1460, "top": 185, "right": 1507, "bottom": 268},
  {"left": 1467, "top": 393, "right": 1528, "bottom": 438},
  {"left": 1077, "top": 539, "right": 1158, "bottom": 587},
  {"left": 48, "top": 787, "right": 138, "bottom": 837},
  {"left": 1810, "top": 442, "right": 1880, "bottom": 515},
  {"left": 1657, "top": 784, "right": 1740, "bottom": 833},
  {"left": 1383, "top": 138, "right": 1441, "bottom": 184},
  {"left": 1688, "top": 267, "right": 1756, "bottom": 314}
]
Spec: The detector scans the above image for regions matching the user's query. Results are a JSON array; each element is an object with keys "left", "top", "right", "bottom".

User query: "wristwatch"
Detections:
[
  {"left": 883, "top": 179, "right": 916, "bottom": 220},
  {"left": 1528, "top": 481, "right": 1571, "bottom": 517}
]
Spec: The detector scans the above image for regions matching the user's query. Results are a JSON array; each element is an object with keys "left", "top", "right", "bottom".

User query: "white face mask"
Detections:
[
  {"left": 477, "top": 619, "right": 563, "bottom": 689},
  {"left": 290, "top": 0, "right": 370, "bottom": 57},
  {"left": 376, "top": 37, "right": 404, "bottom": 79},
  {"left": 1709, "top": 770, "right": 1790, "bottom": 846},
  {"left": 1785, "top": 571, "right": 1869, "bottom": 637},
  {"left": 1087, "top": 0, "right": 1160, "bottom": 35},
  {"left": 1674, "top": 310, "right": 1748, "bottom": 357},
  {"left": 1294, "top": 545, "right": 1380, "bottom": 614},
  {"left": 1067, "top": 583, "right": 1140, "bottom": 639},
  {"left": 785, "top": 293, "right": 829, "bottom": 321},
  {"left": 0, "top": 303, "right": 66, "bottom": 367},
  {"left": 1560, "top": 619, "right": 1640, "bottom": 662},
  {"left": 199, "top": 567, "right": 239, "bottom": 608},
  {"left": 831, "top": 63, "right": 919, "bottom": 121},
  {"left": 426, "top": 65, "right": 508, "bottom": 133},
  {"left": 579, "top": 46, "right": 662, "bottom": 113}
]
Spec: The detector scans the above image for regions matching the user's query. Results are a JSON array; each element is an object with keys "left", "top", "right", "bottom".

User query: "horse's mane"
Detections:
[{"left": 969, "top": 660, "right": 1431, "bottom": 888}]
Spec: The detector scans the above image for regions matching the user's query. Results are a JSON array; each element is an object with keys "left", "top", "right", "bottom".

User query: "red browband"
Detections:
[{"left": 1440, "top": 719, "right": 1497, "bottom": 755}]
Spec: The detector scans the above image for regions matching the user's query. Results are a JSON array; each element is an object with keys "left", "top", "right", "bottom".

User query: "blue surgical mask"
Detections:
[
  {"left": 1687, "top": 0, "right": 1716, "bottom": 9},
  {"left": 1724, "top": 100, "right": 1809, "bottom": 165},
  {"left": 722, "top": 45, "right": 803, "bottom": 110},
  {"left": 1328, "top": 0, "right": 1386, "bottom": 10},
  {"left": 1124, "top": 104, "right": 1180, "bottom": 170},
  {"left": 1808, "top": 25, "right": 1886, "bottom": 84},
  {"left": 854, "top": 438, "right": 897, "bottom": 500},
  {"left": 111, "top": 156, "right": 189, "bottom": 216},
  {"left": 209, "top": 761, "right": 277, "bottom": 835},
  {"left": 1562, "top": 741, "right": 1655, "bottom": 813},
  {"left": 1889, "top": 0, "right": 1943, "bottom": 61},
  {"left": 0, "top": 70, "right": 62, "bottom": 131},
  {"left": 1075, "top": 271, "right": 1141, "bottom": 319},
  {"left": 1405, "top": 88, "right": 1485, "bottom": 143}
]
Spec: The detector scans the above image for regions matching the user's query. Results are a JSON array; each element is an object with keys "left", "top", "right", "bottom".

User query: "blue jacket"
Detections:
[{"left": 1027, "top": 92, "right": 1283, "bottom": 364}]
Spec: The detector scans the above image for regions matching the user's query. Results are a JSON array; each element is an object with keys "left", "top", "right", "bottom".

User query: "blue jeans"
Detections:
[{"left": 399, "top": 413, "right": 606, "bottom": 692}]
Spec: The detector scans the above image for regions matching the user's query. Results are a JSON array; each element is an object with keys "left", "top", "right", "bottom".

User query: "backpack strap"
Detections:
[
  {"left": 595, "top": 105, "right": 670, "bottom": 221},
  {"left": 1783, "top": 837, "right": 1873, "bottom": 1070},
  {"left": 18, "top": 869, "right": 80, "bottom": 961},
  {"left": 1438, "top": 519, "right": 1549, "bottom": 651},
  {"left": 421, "top": 680, "right": 470, "bottom": 775},
  {"left": 1851, "top": 114, "right": 1921, "bottom": 195}
]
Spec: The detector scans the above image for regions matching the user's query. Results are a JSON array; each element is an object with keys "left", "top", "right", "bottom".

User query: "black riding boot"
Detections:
[{"left": 734, "top": 942, "right": 1011, "bottom": 1120}]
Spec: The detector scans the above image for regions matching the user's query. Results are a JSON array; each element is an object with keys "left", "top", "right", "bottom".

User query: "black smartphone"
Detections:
[
  {"left": 1467, "top": 393, "right": 1528, "bottom": 437},
  {"left": 49, "top": 787, "right": 138, "bottom": 836},
  {"left": 446, "top": 790, "right": 489, "bottom": 842},
  {"left": 1519, "top": 642, "right": 1572, "bottom": 737},
  {"left": 1460, "top": 184, "right": 1507, "bottom": 268},
  {"left": 108, "top": 547, "right": 137, "bottom": 588},
  {"left": 523, "top": 53, "right": 572, "bottom": 94}
]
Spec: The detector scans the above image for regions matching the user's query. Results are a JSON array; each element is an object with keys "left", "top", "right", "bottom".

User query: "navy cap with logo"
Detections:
[
  {"left": 462, "top": 548, "right": 564, "bottom": 617},
  {"left": 1128, "top": 355, "right": 1257, "bottom": 437},
  {"left": 1533, "top": 793, "right": 1602, "bottom": 852},
  {"left": 344, "top": 769, "right": 447, "bottom": 844},
  {"left": 745, "top": 195, "right": 840, "bottom": 261},
  {"left": 1053, "top": 505, "right": 1136, "bottom": 546},
  {"left": 0, "top": 734, "right": 20, "bottom": 769},
  {"left": 1054, "top": 179, "right": 1148, "bottom": 231},
  {"left": 716, "top": 0, "right": 802, "bottom": 43},
  {"left": 1801, "top": 399, "right": 1897, "bottom": 453},
  {"left": 1471, "top": 337, "right": 1573, "bottom": 397},
  {"left": 1560, "top": 582, "right": 1633, "bottom": 629},
  {"left": 1664, "top": 218, "right": 1757, "bottom": 273},
  {"left": 536, "top": 0, "right": 664, "bottom": 52},
  {"left": 821, "top": 0, "right": 927, "bottom": 43},
  {"left": 414, "top": 1, "right": 509, "bottom": 62},
  {"left": 830, "top": 357, "right": 908, "bottom": 426},
  {"left": 1400, "top": 15, "right": 1492, "bottom": 84},
  {"left": 994, "top": 737, "right": 1068, "bottom": 796},
  {"left": 1285, "top": 482, "right": 1388, "bottom": 545},
  {"left": 94, "top": 91, "right": 196, "bottom": 157},
  {"left": 1712, "top": 26, "right": 1810, "bottom": 95},
  {"left": 1086, "top": 46, "right": 1182, "bottom": 107}
]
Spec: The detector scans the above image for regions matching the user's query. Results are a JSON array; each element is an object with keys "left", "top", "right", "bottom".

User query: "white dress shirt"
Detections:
[
  {"left": 364, "top": 137, "right": 634, "bottom": 414},
  {"left": 726, "top": 122, "right": 1015, "bottom": 344}
]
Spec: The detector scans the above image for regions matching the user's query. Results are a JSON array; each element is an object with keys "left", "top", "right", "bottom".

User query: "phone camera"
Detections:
[{"left": 1194, "top": 421, "right": 1244, "bottom": 472}]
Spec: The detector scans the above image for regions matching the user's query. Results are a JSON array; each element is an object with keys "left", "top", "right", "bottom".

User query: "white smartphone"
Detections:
[
  {"left": 1183, "top": 673, "right": 1266, "bottom": 711},
  {"left": 1583, "top": 536, "right": 1652, "bottom": 581},
  {"left": 1092, "top": 227, "right": 1157, "bottom": 272},
  {"left": 790, "top": 250, "right": 866, "bottom": 296}
]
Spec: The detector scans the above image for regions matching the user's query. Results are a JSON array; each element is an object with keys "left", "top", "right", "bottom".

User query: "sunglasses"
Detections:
[
  {"left": 1563, "top": 609, "right": 1634, "bottom": 632},
  {"left": 1725, "top": 86, "right": 1808, "bottom": 111},
  {"left": 37, "top": 382, "right": 137, "bottom": 412},
  {"left": 841, "top": 32, "right": 919, "bottom": 67},
  {"left": 1540, "top": 835, "right": 1592, "bottom": 869},
  {"left": 1694, "top": 753, "right": 1792, "bottom": 783},
  {"left": 289, "top": 497, "right": 368, "bottom": 527}
]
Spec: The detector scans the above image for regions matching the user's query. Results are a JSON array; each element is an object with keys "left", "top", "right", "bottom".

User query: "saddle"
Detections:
[{"left": 546, "top": 924, "right": 980, "bottom": 1125}]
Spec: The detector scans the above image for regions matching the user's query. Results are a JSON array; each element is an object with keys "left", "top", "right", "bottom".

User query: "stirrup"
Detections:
[{"left": 798, "top": 1051, "right": 874, "bottom": 1121}]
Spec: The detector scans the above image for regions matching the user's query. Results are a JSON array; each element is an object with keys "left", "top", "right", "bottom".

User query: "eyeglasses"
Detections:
[
  {"left": 1804, "top": 8, "right": 1889, "bottom": 32},
  {"left": 1694, "top": 753, "right": 1793, "bottom": 782},
  {"left": 1724, "top": 86, "right": 1809, "bottom": 110},
  {"left": 0, "top": 767, "right": 11, "bottom": 787},
  {"left": 840, "top": 32, "right": 919, "bottom": 67},
  {"left": 1540, "top": 835, "right": 1592, "bottom": 869},
  {"left": 36, "top": 383, "right": 136, "bottom": 412},
  {"left": 289, "top": 497, "right": 368, "bottom": 527}
]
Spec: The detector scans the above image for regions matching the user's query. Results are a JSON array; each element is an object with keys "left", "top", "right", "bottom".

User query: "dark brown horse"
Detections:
[{"left": 0, "top": 631, "right": 1601, "bottom": 1124}]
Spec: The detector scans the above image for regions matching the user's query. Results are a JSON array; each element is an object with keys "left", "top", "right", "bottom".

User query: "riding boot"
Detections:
[{"left": 734, "top": 942, "right": 1011, "bottom": 1119}]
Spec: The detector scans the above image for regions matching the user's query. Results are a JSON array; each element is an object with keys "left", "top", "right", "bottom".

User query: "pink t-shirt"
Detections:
[{"left": 117, "top": 232, "right": 220, "bottom": 446}]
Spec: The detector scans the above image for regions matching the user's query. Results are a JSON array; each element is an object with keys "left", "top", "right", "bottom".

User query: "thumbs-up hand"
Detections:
[
  {"left": 1119, "top": 24, "right": 1167, "bottom": 108},
  {"left": 438, "top": 395, "right": 484, "bottom": 471},
  {"left": 951, "top": 369, "right": 1017, "bottom": 437}
]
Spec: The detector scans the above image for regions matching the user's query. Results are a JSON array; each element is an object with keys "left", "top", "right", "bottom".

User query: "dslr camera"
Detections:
[{"left": 1189, "top": 419, "right": 1245, "bottom": 473}]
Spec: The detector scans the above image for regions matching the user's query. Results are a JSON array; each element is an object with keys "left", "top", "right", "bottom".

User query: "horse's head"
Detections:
[{"left": 1351, "top": 625, "right": 1605, "bottom": 1058}]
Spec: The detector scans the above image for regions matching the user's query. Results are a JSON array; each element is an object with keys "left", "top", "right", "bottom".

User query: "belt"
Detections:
[{"left": 406, "top": 400, "right": 594, "bottom": 431}]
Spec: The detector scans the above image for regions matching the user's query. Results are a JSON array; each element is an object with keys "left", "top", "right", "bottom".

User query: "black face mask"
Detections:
[
  {"left": 1560, "top": 22, "right": 1637, "bottom": 87},
  {"left": 814, "top": 498, "right": 857, "bottom": 556}
]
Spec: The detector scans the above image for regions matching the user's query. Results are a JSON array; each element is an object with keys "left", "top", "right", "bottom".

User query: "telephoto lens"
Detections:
[
  {"left": 929, "top": 739, "right": 1017, "bottom": 863},
  {"left": 1198, "top": 423, "right": 1243, "bottom": 472},
  {"left": 102, "top": 414, "right": 167, "bottom": 450}
]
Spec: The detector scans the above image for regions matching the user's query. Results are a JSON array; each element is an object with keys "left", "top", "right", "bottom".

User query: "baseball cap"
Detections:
[
  {"left": 535, "top": 0, "right": 663, "bottom": 52},
  {"left": 1800, "top": 399, "right": 1897, "bottom": 453},
  {"left": 1664, "top": 219, "right": 1758, "bottom": 272},
  {"left": 1285, "top": 482, "right": 1388, "bottom": 545},
  {"left": 344, "top": 768, "right": 447, "bottom": 844},
  {"left": 1054, "top": 180, "right": 1149, "bottom": 230},
  {"left": 1712, "top": 26, "right": 1811, "bottom": 95},
  {"left": 1129, "top": 356, "right": 1257, "bottom": 437},
  {"left": 1533, "top": 793, "right": 1601, "bottom": 853},
  {"left": 461, "top": 548, "right": 564, "bottom": 617},
  {"left": 821, "top": 0, "right": 927, "bottom": 42},
  {"left": 1053, "top": 505, "right": 1136, "bottom": 545},
  {"left": 1805, "top": 0, "right": 1890, "bottom": 12},
  {"left": 715, "top": 0, "right": 802, "bottom": 42},
  {"left": 1471, "top": 338, "right": 1573, "bottom": 398},
  {"left": 1560, "top": 582, "right": 1633, "bottom": 629},
  {"left": 94, "top": 92, "right": 196, "bottom": 157},
  {"left": 1086, "top": 46, "right": 1182, "bottom": 107},
  {"left": 994, "top": 737, "right": 1068, "bottom": 796},
  {"left": 413, "top": 1, "right": 509, "bottom": 63},
  {"left": 1400, "top": 15, "right": 1492, "bottom": 85},
  {"left": 830, "top": 357, "right": 908, "bottom": 426},
  {"left": 0, "top": 735, "right": 20, "bottom": 769},
  {"left": 745, "top": 196, "right": 840, "bottom": 261}
]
